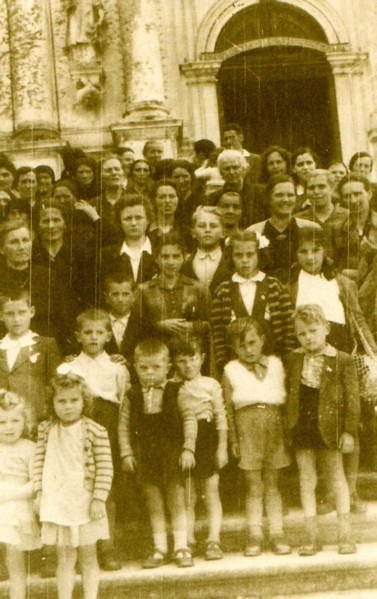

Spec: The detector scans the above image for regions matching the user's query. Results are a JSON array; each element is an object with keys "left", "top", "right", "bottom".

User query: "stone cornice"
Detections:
[
  {"left": 180, "top": 61, "right": 222, "bottom": 84},
  {"left": 326, "top": 51, "right": 369, "bottom": 75}
]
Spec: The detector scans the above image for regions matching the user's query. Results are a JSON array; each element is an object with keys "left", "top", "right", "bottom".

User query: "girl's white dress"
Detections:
[
  {"left": 0, "top": 438, "right": 41, "bottom": 549},
  {"left": 40, "top": 420, "right": 109, "bottom": 547}
]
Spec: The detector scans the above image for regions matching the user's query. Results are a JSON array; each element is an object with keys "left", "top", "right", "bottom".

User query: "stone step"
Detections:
[{"left": 1, "top": 542, "right": 377, "bottom": 599}]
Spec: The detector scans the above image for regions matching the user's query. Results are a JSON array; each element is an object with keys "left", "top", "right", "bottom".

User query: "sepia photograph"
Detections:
[{"left": 1, "top": 0, "right": 377, "bottom": 597}]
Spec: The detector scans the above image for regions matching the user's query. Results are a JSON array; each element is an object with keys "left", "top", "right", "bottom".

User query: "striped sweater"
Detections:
[
  {"left": 211, "top": 276, "right": 296, "bottom": 371},
  {"left": 33, "top": 417, "right": 113, "bottom": 503}
]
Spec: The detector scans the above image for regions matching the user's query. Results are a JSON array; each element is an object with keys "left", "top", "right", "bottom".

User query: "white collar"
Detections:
[
  {"left": 0, "top": 330, "right": 38, "bottom": 350},
  {"left": 110, "top": 313, "right": 130, "bottom": 325},
  {"left": 296, "top": 344, "right": 337, "bottom": 357},
  {"left": 120, "top": 237, "right": 152, "bottom": 256},
  {"left": 232, "top": 271, "right": 265, "bottom": 284},
  {"left": 196, "top": 247, "right": 222, "bottom": 260}
]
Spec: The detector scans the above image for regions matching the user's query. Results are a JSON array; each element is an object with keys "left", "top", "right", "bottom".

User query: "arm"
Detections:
[
  {"left": 116, "top": 363, "right": 131, "bottom": 408},
  {"left": 341, "top": 354, "right": 360, "bottom": 440},
  {"left": 211, "top": 285, "right": 232, "bottom": 370},
  {"left": 118, "top": 393, "right": 136, "bottom": 471},
  {"left": 177, "top": 387, "right": 198, "bottom": 455},
  {"left": 221, "top": 371, "right": 239, "bottom": 460},
  {"left": 33, "top": 423, "right": 47, "bottom": 494},
  {"left": 91, "top": 425, "right": 113, "bottom": 502},
  {"left": 46, "top": 338, "right": 63, "bottom": 379},
  {"left": 269, "top": 279, "right": 297, "bottom": 356}
]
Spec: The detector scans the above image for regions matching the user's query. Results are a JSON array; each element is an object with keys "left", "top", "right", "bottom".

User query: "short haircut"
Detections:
[
  {"left": 76, "top": 308, "right": 112, "bottom": 332},
  {"left": 169, "top": 334, "right": 204, "bottom": 359},
  {"left": 349, "top": 151, "right": 373, "bottom": 171},
  {"left": 0, "top": 288, "right": 31, "bottom": 310},
  {"left": 191, "top": 205, "right": 222, "bottom": 226},
  {"left": 305, "top": 168, "right": 333, "bottom": 189},
  {"left": 35, "top": 165, "right": 55, "bottom": 183},
  {"left": 0, "top": 389, "right": 32, "bottom": 439},
  {"left": 338, "top": 172, "right": 371, "bottom": 194},
  {"left": 103, "top": 272, "right": 135, "bottom": 291},
  {"left": 228, "top": 229, "right": 261, "bottom": 250},
  {"left": 99, "top": 154, "right": 122, "bottom": 176},
  {"left": 217, "top": 150, "right": 248, "bottom": 172},
  {"left": 114, "top": 192, "right": 154, "bottom": 225},
  {"left": 223, "top": 123, "right": 243, "bottom": 136},
  {"left": 0, "top": 219, "right": 31, "bottom": 247},
  {"left": 260, "top": 145, "right": 291, "bottom": 183},
  {"left": 265, "top": 174, "right": 295, "bottom": 203},
  {"left": 227, "top": 317, "right": 266, "bottom": 347},
  {"left": 48, "top": 373, "right": 92, "bottom": 419},
  {"left": 294, "top": 304, "right": 328, "bottom": 326},
  {"left": 0, "top": 156, "right": 16, "bottom": 178},
  {"left": 38, "top": 199, "right": 67, "bottom": 224},
  {"left": 117, "top": 146, "right": 134, "bottom": 156},
  {"left": 297, "top": 226, "right": 331, "bottom": 251},
  {"left": 194, "top": 139, "right": 216, "bottom": 159},
  {"left": 291, "top": 147, "right": 319, "bottom": 168},
  {"left": 14, "top": 166, "right": 36, "bottom": 188},
  {"left": 134, "top": 338, "right": 169, "bottom": 362},
  {"left": 155, "top": 231, "right": 187, "bottom": 256},
  {"left": 143, "top": 140, "right": 163, "bottom": 155}
]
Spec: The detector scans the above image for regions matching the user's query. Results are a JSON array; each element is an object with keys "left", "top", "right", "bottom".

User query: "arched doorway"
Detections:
[{"left": 216, "top": 2, "right": 341, "bottom": 162}]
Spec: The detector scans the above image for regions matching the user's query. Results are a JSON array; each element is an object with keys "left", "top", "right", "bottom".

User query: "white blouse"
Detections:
[{"left": 296, "top": 270, "right": 346, "bottom": 325}]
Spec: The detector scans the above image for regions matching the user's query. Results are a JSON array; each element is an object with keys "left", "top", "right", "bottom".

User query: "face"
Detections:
[
  {"left": 132, "top": 161, "right": 150, "bottom": 184},
  {"left": 328, "top": 163, "right": 347, "bottom": 186},
  {"left": 38, "top": 208, "right": 66, "bottom": 243},
  {"left": 1, "top": 299, "right": 34, "bottom": 338},
  {"left": 76, "top": 320, "right": 112, "bottom": 357},
  {"left": 351, "top": 156, "right": 373, "bottom": 177},
  {"left": 293, "top": 153, "right": 316, "bottom": 183},
  {"left": 101, "top": 158, "right": 123, "bottom": 188},
  {"left": 155, "top": 185, "right": 178, "bottom": 217},
  {"left": 144, "top": 143, "right": 163, "bottom": 166},
  {"left": 120, "top": 205, "right": 148, "bottom": 240},
  {"left": 104, "top": 281, "right": 134, "bottom": 317},
  {"left": 53, "top": 185, "right": 76, "bottom": 207},
  {"left": 297, "top": 241, "right": 325, "bottom": 275},
  {"left": 53, "top": 387, "right": 84, "bottom": 426},
  {"left": 17, "top": 172, "right": 38, "bottom": 201},
  {"left": 1, "top": 226, "right": 32, "bottom": 269},
  {"left": 172, "top": 168, "right": 192, "bottom": 193},
  {"left": 75, "top": 165, "right": 94, "bottom": 186},
  {"left": 0, "top": 406, "right": 25, "bottom": 444},
  {"left": 295, "top": 319, "right": 329, "bottom": 354},
  {"left": 37, "top": 173, "right": 53, "bottom": 195},
  {"left": 222, "top": 130, "right": 243, "bottom": 150},
  {"left": 174, "top": 351, "right": 204, "bottom": 381},
  {"left": 269, "top": 182, "right": 296, "bottom": 217},
  {"left": 266, "top": 152, "right": 287, "bottom": 177},
  {"left": 232, "top": 240, "right": 259, "bottom": 279},
  {"left": 0, "top": 190, "right": 11, "bottom": 209},
  {"left": 192, "top": 212, "right": 223, "bottom": 250},
  {"left": 340, "top": 181, "right": 371, "bottom": 217},
  {"left": 306, "top": 175, "right": 332, "bottom": 209},
  {"left": 156, "top": 244, "right": 184, "bottom": 277},
  {"left": 218, "top": 192, "right": 242, "bottom": 227},
  {"left": 134, "top": 352, "right": 170, "bottom": 388},
  {"left": 235, "top": 328, "right": 264, "bottom": 365},
  {"left": 219, "top": 158, "right": 245, "bottom": 186},
  {"left": 0, "top": 168, "right": 14, "bottom": 192},
  {"left": 120, "top": 151, "right": 134, "bottom": 175}
]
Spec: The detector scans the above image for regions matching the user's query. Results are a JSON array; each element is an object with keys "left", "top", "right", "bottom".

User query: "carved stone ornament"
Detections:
[
  {"left": 72, "top": 68, "right": 105, "bottom": 110},
  {"left": 66, "top": 0, "right": 105, "bottom": 65}
]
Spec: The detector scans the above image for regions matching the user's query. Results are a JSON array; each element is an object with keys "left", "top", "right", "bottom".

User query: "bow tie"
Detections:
[{"left": 242, "top": 360, "right": 268, "bottom": 380}]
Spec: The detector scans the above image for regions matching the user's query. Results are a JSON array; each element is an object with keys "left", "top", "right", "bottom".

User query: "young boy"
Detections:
[
  {"left": 118, "top": 338, "right": 196, "bottom": 568},
  {"left": 0, "top": 289, "right": 61, "bottom": 427},
  {"left": 58, "top": 307, "right": 130, "bottom": 570},
  {"left": 181, "top": 206, "right": 231, "bottom": 295},
  {"left": 285, "top": 304, "right": 360, "bottom": 555}
]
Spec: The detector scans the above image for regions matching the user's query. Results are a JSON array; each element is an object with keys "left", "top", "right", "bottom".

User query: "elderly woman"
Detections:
[
  {"left": 71, "top": 156, "right": 99, "bottom": 200},
  {"left": 92, "top": 154, "right": 125, "bottom": 249}
]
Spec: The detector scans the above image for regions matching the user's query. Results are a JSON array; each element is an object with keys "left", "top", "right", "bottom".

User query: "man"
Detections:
[
  {"left": 142, "top": 140, "right": 164, "bottom": 176},
  {"left": 222, "top": 123, "right": 261, "bottom": 183},
  {"left": 207, "top": 150, "right": 266, "bottom": 226}
]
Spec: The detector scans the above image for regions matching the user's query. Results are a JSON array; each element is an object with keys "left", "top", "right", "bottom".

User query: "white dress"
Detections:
[
  {"left": 0, "top": 438, "right": 41, "bottom": 549},
  {"left": 40, "top": 420, "right": 109, "bottom": 547}
]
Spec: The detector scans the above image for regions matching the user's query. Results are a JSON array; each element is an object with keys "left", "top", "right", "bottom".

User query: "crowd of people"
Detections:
[{"left": 1, "top": 124, "right": 377, "bottom": 599}]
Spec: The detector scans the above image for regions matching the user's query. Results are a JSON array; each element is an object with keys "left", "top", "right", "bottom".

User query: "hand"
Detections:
[
  {"left": 34, "top": 491, "right": 42, "bottom": 516},
  {"left": 75, "top": 200, "right": 100, "bottom": 222},
  {"left": 216, "top": 446, "right": 228, "bottom": 470},
  {"left": 231, "top": 442, "right": 240, "bottom": 460},
  {"left": 64, "top": 354, "right": 79, "bottom": 363},
  {"left": 179, "top": 449, "right": 195, "bottom": 471},
  {"left": 122, "top": 455, "right": 137, "bottom": 473},
  {"left": 338, "top": 432, "right": 355, "bottom": 454},
  {"left": 159, "top": 319, "right": 190, "bottom": 335},
  {"left": 90, "top": 499, "right": 106, "bottom": 521},
  {"left": 110, "top": 354, "right": 128, "bottom": 366}
]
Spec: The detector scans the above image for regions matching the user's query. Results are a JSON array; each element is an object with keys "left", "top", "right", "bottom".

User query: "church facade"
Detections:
[{"left": 0, "top": 0, "right": 376, "bottom": 173}]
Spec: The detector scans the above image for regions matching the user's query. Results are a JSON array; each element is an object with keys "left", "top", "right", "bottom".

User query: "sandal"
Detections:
[
  {"left": 174, "top": 547, "right": 194, "bottom": 568},
  {"left": 142, "top": 548, "right": 168, "bottom": 569},
  {"left": 205, "top": 541, "right": 223, "bottom": 560}
]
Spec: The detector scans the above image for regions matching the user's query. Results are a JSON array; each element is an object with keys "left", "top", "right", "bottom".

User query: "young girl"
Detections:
[
  {"left": 222, "top": 317, "right": 291, "bottom": 557},
  {"left": 33, "top": 373, "right": 113, "bottom": 599},
  {"left": 171, "top": 335, "right": 228, "bottom": 560},
  {"left": 285, "top": 305, "right": 359, "bottom": 556},
  {"left": 0, "top": 390, "right": 41, "bottom": 599}
]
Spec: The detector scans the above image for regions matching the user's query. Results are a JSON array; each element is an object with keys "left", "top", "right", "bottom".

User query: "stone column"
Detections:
[
  {"left": 7, "top": 0, "right": 58, "bottom": 136},
  {"left": 326, "top": 50, "right": 369, "bottom": 163},
  {"left": 180, "top": 61, "right": 222, "bottom": 146},
  {"left": 124, "top": 0, "right": 168, "bottom": 120}
]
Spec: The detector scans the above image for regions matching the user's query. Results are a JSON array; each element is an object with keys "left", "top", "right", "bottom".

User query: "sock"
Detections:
[
  {"left": 246, "top": 495, "right": 263, "bottom": 538},
  {"left": 265, "top": 491, "right": 284, "bottom": 536},
  {"left": 173, "top": 530, "right": 187, "bottom": 552},
  {"left": 153, "top": 533, "right": 168, "bottom": 554}
]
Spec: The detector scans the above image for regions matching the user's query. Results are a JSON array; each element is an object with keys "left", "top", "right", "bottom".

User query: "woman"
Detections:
[
  {"left": 259, "top": 146, "right": 291, "bottom": 183},
  {"left": 14, "top": 167, "right": 40, "bottom": 229},
  {"left": 149, "top": 179, "right": 193, "bottom": 253},
  {"left": 36, "top": 165, "right": 55, "bottom": 201},
  {"left": 171, "top": 160, "right": 201, "bottom": 226},
  {"left": 125, "top": 159, "right": 154, "bottom": 198},
  {"left": 291, "top": 147, "right": 319, "bottom": 211},
  {"left": 246, "top": 174, "right": 319, "bottom": 284},
  {"left": 71, "top": 156, "right": 99, "bottom": 200}
]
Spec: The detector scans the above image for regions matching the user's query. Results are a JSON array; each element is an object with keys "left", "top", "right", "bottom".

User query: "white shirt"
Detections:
[
  {"left": 57, "top": 351, "right": 129, "bottom": 405},
  {"left": 110, "top": 313, "right": 130, "bottom": 350},
  {"left": 232, "top": 271, "right": 269, "bottom": 317},
  {"left": 193, "top": 247, "right": 222, "bottom": 287},
  {"left": 120, "top": 237, "right": 152, "bottom": 281},
  {"left": 296, "top": 270, "right": 346, "bottom": 325},
  {"left": 0, "top": 330, "right": 38, "bottom": 370}
]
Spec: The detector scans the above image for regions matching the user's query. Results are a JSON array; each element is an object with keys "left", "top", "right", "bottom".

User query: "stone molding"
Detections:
[
  {"left": 180, "top": 61, "right": 222, "bottom": 84},
  {"left": 326, "top": 50, "right": 369, "bottom": 76}
]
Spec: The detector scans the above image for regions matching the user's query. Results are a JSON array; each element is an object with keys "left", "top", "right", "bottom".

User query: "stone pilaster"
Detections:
[{"left": 0, "top": 0, "right": 13, "bottom": 134}]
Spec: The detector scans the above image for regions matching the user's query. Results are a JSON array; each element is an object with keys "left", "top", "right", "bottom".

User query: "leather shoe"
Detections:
[
  {"left": 270, "top": 535, "right": 292, "bottom": 555},
  {"left": 244, "top": 536, "right": 262, "bottom": 557},
  {"left": 98, "top": 551, "right": 122, "bottom": 571}
]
